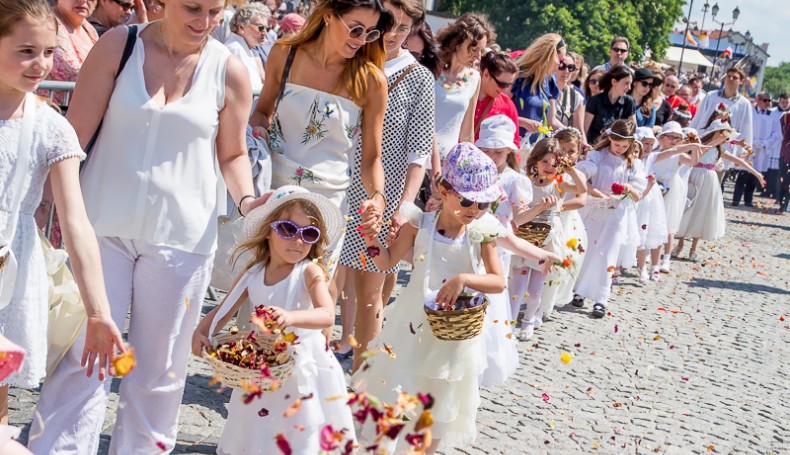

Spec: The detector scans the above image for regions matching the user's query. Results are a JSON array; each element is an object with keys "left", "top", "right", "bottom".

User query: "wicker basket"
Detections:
[
  {"left": 515, "top": 222, "right": 552, "bottom": 246},
  {"left": 203, "top": 331, "right": 295, "bottom": 392},
  {"left": 423, "top": 295, "right": 489, "bottom": 341}
]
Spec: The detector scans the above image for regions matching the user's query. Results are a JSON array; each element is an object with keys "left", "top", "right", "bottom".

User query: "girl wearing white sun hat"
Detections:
[{"left": 674, "top": 121, "right": 765, "bottom": 261}]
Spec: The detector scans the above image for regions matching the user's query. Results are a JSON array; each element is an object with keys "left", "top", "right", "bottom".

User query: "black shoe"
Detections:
[
  {"left": 731, "top": 202, "right": 740, "bottom": 207},
  {"left": 591, "top": 303, "right": 606, "bottom": 318},
  {"left": 744, "top": 203, "right": 753, "bottom": 207},
  {"left": 570, "top": 295, "right": 584, "bottom": 308}
]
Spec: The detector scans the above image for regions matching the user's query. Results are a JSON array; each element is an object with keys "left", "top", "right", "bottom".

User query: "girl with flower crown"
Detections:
[
  {"left": 509, "top": 137, "right": 586, "bottom": 339},
  {"left": 570, "top": 120, "right": 647, "bottom": 318},
  {"left": 352, "top": 143, "right": 506, "bottom": 453}
]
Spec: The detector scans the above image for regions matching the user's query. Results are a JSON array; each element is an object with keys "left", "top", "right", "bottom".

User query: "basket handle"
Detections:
[{"left": 208, "top": 268, "right": 256, "bottom": 342}]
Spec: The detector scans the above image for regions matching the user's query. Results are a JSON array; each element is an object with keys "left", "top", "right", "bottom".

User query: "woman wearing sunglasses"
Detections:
[
  {"left": 473, "top": 51, "right": 520, "bottom": 146},
  {"left": 336, "top": 0, "right": 437, "bottom": 373},
  {"left": 584, "top": 68, "right": 605, "bottom": 99},
  {"left": 225, "top": 3, "right": 270, "bottom": 94},
  {"left": 584, "top": 63, "right": 638, "bottom": 144},
  {"left": 554, "top": 53, "right": 586, "bottom": 139},
  {"left": 510, "top": 33, "right": 567, "bottom": 146},
  {"left": 628, "top": 67, "right": 657, "bottom": 128},
  {"left": 250, "top": 0, "right": 393, "bottom": 245}
]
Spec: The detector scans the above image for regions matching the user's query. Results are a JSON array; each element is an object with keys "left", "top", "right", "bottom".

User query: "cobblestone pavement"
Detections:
[{"left": 9, "top": 190, "right": 790, "bottom": 454}]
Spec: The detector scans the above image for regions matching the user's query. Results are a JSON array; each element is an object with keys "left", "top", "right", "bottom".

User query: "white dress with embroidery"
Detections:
[
  {"left": 352, "top": 207, "right": 500, "bottom": 452},
  {"left": 0, "top": 102, "right": 85, "bottom": 388},
  {"left": 217, "top": 261, "right": 355, "bottom": 454},
  {"left": 652, "top": 152, "right": 685, "bottom": 233},
  {"left": 677, "top": 147, "right": 725, "bottom": 240}
]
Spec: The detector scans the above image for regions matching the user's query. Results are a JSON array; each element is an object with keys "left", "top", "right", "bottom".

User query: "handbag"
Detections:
[
  {"left": 41, "top": 230, "right": 86, "bottom": 376},
  {"left": 0, "top": 93, "right": 36, "bottom": 311},
  {"left": 210, "top": 46, "right": 296, "bottom": 291}
]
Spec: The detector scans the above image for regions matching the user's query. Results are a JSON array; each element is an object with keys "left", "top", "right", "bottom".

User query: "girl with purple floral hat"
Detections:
[{"left": 351, "top": 142, "right": 506, "bottom": 452}]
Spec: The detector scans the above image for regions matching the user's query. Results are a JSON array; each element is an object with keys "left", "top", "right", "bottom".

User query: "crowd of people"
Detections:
[{"left": 1, "top": 0, "right": 789, "bottom": 453}]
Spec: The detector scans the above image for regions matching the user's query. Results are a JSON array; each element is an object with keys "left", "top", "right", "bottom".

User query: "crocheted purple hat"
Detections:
[{"left": 441, "top": 142, "right": 502, "bottom": 202}]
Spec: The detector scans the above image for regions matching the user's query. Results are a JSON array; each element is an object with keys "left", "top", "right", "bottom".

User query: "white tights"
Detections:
[{"left": 508, "top": 267, "right": 545, "bottom": 330}]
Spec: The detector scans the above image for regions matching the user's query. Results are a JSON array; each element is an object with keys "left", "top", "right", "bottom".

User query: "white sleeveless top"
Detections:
[
  {"left": 434, "top": 68, "right": 480, "bottom": 164},
  {"left": 81, "top": 24, "right": 231, "bottom": 255}
]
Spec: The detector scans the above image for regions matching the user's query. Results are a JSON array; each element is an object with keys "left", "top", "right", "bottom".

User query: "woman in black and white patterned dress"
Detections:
[{"left": 336, "top": 0, "right": 435, "bottom": 372}]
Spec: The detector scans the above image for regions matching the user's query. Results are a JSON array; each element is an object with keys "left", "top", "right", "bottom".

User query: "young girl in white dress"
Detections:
[
  {"left": 571, "top": 120, "right": 647, "bottom": 318},
  {"left": 633, "top": 128, "right": 668, "bottom": 282},
  {"left": 474, "top": 115, "right": 530, "bottom": 385},
  {"left": 192, "top": 186, "right": 354, "bottom": 454},
  {"left": 674, "top": 121, "right": 765, "bottom": 259},
  {"left": 352, "top": 144, "right": 506, "bottom": 453},
  {"left": 552, "top": 128, "right": 588, "bottom": 308},
  {"left": 510, "top": 138, "right": 587, "bottom": 339},
  {"left": 0, "top": 0, "right": 123, "bottom": 419},
  {"left": 651, "top": 122, "right": 700, "bottom": 273}
]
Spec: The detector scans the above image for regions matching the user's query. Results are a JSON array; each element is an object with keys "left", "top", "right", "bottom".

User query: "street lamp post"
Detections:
[
  {"left": 708, "top": 3, "right": 740, "bottom": 78},
  {"left": 700, "top": 2, "right": 710, "bottom": 32},
  {"left": 677, "top": 0, "right": 695, "bottom": 74}
]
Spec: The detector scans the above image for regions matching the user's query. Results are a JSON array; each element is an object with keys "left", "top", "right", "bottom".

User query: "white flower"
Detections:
[{"left": 467, "top": 213, "right": 507, "bottom": 244}]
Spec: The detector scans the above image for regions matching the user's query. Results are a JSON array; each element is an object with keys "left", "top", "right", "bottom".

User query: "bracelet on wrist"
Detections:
[
  {"left": 369, "top": 190, "right": 387, "bottom": 207},
  {"left": 237, "top": 194, "right": 255, "bottom": 217}
]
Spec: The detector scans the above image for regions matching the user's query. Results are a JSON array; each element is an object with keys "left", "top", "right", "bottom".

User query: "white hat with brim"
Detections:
[
  {"left": 703, "top": 119, "right": 740, "bottom": 141},
  {"left": 657, "top": 121, "right": 684, "bottom": 137},
  {"left": 635, "top": 127, "right": 656, "bottom": 142},
  {"left": 241, "top": 186, "right": 344, "bottom": 247},
  {"left": 475, "top": 115, "right": 520, "bottom": 152}
]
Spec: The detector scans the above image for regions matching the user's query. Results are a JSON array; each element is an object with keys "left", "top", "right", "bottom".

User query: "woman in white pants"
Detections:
[{"left": 30, "top": 2, "right": 259, "bottom": 453}]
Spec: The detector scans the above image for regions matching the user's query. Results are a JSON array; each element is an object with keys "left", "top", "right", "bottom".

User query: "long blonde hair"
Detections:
[
  {"left": 233, "top": 200, "right": 329, "bottom": 277},
  {"left": 278, "top": 0, "right": 394, "bottom": 106},
  {"left": 516, "top": 33, "right": 564, "bottom": 93}
]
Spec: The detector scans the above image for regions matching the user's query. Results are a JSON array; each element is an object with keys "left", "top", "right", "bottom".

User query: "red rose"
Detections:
[{"left": 611, "top": 183, "right": 626, "bottom": 195}]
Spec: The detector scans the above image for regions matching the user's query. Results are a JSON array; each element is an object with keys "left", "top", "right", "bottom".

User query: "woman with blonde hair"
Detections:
[{"left": 511, "top": 33, "right": 567, "bottom": 145}]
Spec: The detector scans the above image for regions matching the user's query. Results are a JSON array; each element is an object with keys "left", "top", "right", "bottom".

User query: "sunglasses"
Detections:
[
  {"left": 558, "top": 62, "right": 577, "bottom": 72},
  {"left": 491, "top": 73, "right": 513, "bottom": 89},
  {"left": 588, "top": 78, "right": 600, "bottom": 86},
  {"left": 112, "top": 0, "right": 134, "bottom": 12},
  {"left": 651, "top": 81, "right": 663, "bottom": 88},
  {"left": 611, "top": 47, "right": 629, "bottom": 54},
  {"left": 270, "top": 220, "right": 322, "bottom": 244},
  {"left": 458, "top": 196, "right": 490, "bottom": 210},
  {"left": 337, "top": 15, "right": 380, "bottom": 43},
  {"left": 758, "top": 98, "right": 772, "bottom": 103},
  {"left": 250, "top": 23, "right": 270, "bottom": 33},
  {"left": 635, "top": 80, "right": 652, "bottom": 87},
  {"left": 410, "top": 50, "right": 423, "bottom": 60}
]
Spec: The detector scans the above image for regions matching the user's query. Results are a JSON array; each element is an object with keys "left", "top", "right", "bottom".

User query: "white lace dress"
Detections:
[{"left": 0, "top": 103, "right": 85, "bottom": 387}]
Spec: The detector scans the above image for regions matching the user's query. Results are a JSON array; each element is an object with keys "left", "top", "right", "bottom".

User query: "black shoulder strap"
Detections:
[
  {"left": 274, "top": 46, "right": 297, "bottom": 114},
  {"left": 83, "top": 25, "right": 138, "bottom": 158}
]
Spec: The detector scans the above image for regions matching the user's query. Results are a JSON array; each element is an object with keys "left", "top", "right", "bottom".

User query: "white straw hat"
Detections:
[
  {"left": 475, "top": 115, "right": 520, "bottom": 152},
  {"left": 657, "top": 121, "right": 683, "bottom": 137},
  {"left": 703, "top": 119, "right": 740, "bottom": 141},
  {"left": 241, "top": 186, "right": 343, "bottom": 246}
]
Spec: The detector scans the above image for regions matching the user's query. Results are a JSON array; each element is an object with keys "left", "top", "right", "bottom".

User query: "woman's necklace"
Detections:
[{"left": 438, "top": 67, "right": 470, "bottom": 91}]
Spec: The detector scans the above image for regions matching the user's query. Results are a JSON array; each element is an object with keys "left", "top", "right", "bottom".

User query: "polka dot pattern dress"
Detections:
[{"left": 339, "top": 53, "right": 436, "bottom": 273}]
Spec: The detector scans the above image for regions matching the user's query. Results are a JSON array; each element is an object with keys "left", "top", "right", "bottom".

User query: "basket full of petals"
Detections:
[
  {"left": 203, "top": 307, "right": 297, "bottom": 392},
  {"left": 423, "top": 293, "right": 488, "bottom": 341}
]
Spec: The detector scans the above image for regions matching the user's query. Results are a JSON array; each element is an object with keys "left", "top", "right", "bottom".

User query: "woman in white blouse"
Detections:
[
  {"left": 30, "top": 1, "right": 260, "bottom": 453},
  {"left": 225, "top": 3, "right": 269, "bottom": 94}
]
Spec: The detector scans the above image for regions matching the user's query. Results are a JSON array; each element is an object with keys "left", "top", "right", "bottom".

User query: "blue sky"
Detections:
[{"left": 675, "top": 0, "right": 789, "bottom": 67}]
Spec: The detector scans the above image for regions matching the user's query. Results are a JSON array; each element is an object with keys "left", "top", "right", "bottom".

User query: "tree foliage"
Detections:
[
  {"left": 437, "top": 0, "right": 685, "bottom": 67},
  {"left": 763, "top": 62, "right": 790, "bottom": 96}
]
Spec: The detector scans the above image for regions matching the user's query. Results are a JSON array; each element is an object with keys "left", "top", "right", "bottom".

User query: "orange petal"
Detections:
[{"left": 112, "top": 348, "right": 136, "bottom": 377}]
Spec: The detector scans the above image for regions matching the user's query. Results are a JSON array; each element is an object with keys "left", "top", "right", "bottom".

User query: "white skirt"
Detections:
[
  {"left": 555, "top": 209, "right": 587, "bottom": 306},
  {"left": 663, "top": 172, "right": 686, "bottom": 233},
  {"left": 574, "top": 205, "right": 626, "bottom": 304},
  {"left": 479, "top": 288, "right": 519, "bottom": 387},
  {"left": 677, "top": 167, "right": 725, "bottom": 240},
  {"left": 617, "top": 201, "right": 640, "bottom": 269},
  {"left": 637, "top": 186, "right": 669, "bottom": 250}
]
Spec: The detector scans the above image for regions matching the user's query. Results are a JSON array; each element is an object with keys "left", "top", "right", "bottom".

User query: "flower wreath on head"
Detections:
[{"left": 715, "top": 102, "right": 731, "bottom": 116}]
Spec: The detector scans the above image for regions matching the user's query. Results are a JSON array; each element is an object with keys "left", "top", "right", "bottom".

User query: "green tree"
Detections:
[
  {"left": 437, "top": 0, "right": 685, "bottom": 66},
  {"left": 763, "top": 62, "right": 790, "bottom": 95}
]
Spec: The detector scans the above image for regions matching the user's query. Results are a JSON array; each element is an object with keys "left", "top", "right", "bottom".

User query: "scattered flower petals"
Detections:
[
  {"left": 542, "top": 393, "right": 550, "bottom": 402},
  {"left": 276, "top": 434, "right": 292, "bottom": 455},
  {"left": 560, "top": 352, "right": 573, "bottom": 364},
  {"left": 258, "top": 408, "right": 269, "bottom": 417},
  {"left": 113, "top": 348, "right": 136, "bottom": 378}
]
